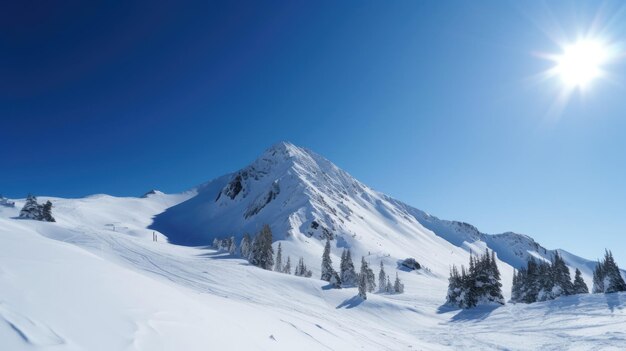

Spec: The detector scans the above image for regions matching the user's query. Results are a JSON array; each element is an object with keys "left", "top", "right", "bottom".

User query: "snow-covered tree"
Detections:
[
  {"left": 447, "top": 265, "right": 464, "bottom": 305},
  {"left": 295, "top": 257, "right": 312, "bottom": 277},
  {"left": 393, "top": 273, "right": 404, "bottom": 294},
  {"left": 19, "top": 194, "right": 42, "bottom": 220},
  {"left": 249, "top": 224, "right": 274, "bottom": 270},
  {"left": 240, "top": 233, "right": 251, "bottom": 258},
  {"left": 274, "top": 242, "right": 283, "bottom": 272},
  {"left": 386, "top": 277, "right": 393, "bottom": 293},
  {"left": 357, "top": 257, "right": 376, "bottom": 293},
  {"left": 550, "top": 252, "right": 573, "bottom": 298},
  {"left": 572, "top": 268, "right": 589, "bottom": 294},
  {"left": 593, "top": 250, "right": 626, "bottom": 294},
  {"left": 448, "top": 249, "right": 503, "bottom": 308},
  {"left": 358, "top": 257, "right": 368, "bottom": 300},
  {"left": 41, "top": 200, "right": 55, "bottom": 222},
  {"left": 228, "top": 236, "right": 237, "bottom": 255},
  {"left": 320, "top": 239, "right": 338, "bottom": 283},
  {"left": 340, "top": 249, "right": 358, "bottom": 287},
  {"left": 592, "top": 261, "right": 605, "bottom": 294},
  {"left": 212, "top": 238, "right": 219, "bottom": 250},
  {"left": 283, "top": 256, "right": 292, "bottom": 274},
  {"left": 378, "top": 261, "right": 387, "bottom": 293}
]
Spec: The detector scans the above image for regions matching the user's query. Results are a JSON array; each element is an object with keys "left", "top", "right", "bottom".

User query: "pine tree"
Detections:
[
  {"left": 321, "top": 239, "right": 336, "bottom": 282},
  {"left": 393, "top": 272, "right": 404, "bottom": 294},
  {"left": 378, "top": 261, "right": 387, "bottom": 293},
  {"left": 364, "top": 260, "right": 376, "bottom": 292},
  {"left": 250, "top": 224, "right": 274, "bottom": 270},
  {"left": 592, "top": 260, "right": 605, "bottom": 293},
  {"left": 572, "top": 268, "right": 589, "bottom": 294},
  {"left": 603, "top": 250, "right": 626, "bottom": 293},
  {"left": 550, "top": 252, "right": 573, "bottom": 298},
  {"left": 240, "top": 233, "right": 251, "bottom": 258},
  {"left": 447, "top": 265, "right": 464, "bottom": 305},
  {"left": 339, "top": 249, "right": 358, "bottom": 287},
  {"left": 448, "top": 249, "right": 503, "bottom": 308},
  {"left": 41, "top": 200, "right": 55, "bottom": 222},
  {"left": 274, "top": 242, "right": 283, "bottom": 272},
  {"left": 228, "top": 236, "right": 236, "bottom": 255},
  {"left": 523, "top": 258, "right": 541, "bottom": 303},
  {"left": 295, "top": 257, "right": 312, "bottom": 277},
  {"left": 283, "top": 256, "right": 292, "bottom": 274},
  {"left": 212, "top": 238, "right": 219, "bottom": 250},
  {"left": 386, "top": 277, "right": 393, "bottom": 293},
  {"left": 358, "top": 257, "right": 368, "bottom": 300},
  {"left": 485, "top": 249, "right": 504, "bottom": 304},
  {"left": 19, "top": 194, "right": 42, "bottom": 220}
]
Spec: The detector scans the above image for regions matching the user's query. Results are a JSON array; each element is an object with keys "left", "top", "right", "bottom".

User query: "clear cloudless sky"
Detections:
[{"left": 2, "top": 1, "right": 626, "bottom": 265}]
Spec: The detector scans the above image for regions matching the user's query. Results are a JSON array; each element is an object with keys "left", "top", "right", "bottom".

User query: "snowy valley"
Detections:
[{"left": 1, "top": 142, "right": 625, "bottom": 350}]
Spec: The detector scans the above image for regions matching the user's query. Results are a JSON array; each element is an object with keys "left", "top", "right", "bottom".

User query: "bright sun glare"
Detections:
[{"left": 554, "top": 39, "right": 610, "bottom": 88}]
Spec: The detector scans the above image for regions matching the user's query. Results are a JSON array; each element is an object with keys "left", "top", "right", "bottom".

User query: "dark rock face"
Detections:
[
  {"left": 400, "top": 258, "right": 421, "bottom": 271},
  {"left": 223, "top": 174, "right": 244, "bottom": 200}
]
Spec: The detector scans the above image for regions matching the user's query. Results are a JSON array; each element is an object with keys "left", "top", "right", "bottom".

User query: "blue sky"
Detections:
[{"left": 2, "top": 1, "right": 625, "bottom": 265}]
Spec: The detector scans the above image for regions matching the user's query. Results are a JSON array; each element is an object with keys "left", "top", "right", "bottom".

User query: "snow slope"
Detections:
[
  {"left": 1, "top": 142, "right": 625, "bottom": 350},
  {"left": 1, "top": 194, "right": 625, "bottom": 350}
]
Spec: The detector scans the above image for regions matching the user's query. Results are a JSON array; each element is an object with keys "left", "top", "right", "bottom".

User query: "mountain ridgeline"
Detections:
[{"left": 150, "top": 142, "right": 620, "bottom": 286}]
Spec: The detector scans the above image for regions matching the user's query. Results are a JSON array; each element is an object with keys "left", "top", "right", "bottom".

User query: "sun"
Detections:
[{"left": 553, "top": 39, "right": 610, "bottom": 89}]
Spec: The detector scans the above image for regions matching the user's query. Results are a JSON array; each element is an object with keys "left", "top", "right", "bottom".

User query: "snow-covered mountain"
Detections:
[
  {"left": 152, "top": 141, "right": 606, "bottom": 281},
  {"left": 1, "top": 141, "right": 625, "bottom": 351}
]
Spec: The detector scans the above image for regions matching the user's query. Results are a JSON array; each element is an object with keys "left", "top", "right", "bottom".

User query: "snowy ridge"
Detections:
[{"left": 152, "top": 142, "right": 611, "bottom": 283}]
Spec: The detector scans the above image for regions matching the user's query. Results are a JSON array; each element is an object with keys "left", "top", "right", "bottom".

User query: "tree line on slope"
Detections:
[
  {"left": 321, "top": 238, "right": 404, "bottom": 299},
  {"left": 447, "top": 248, "right": 626, "bottom": 309},
  {"left": 212, "top": 226, "right": 404, "bottom": 300}
]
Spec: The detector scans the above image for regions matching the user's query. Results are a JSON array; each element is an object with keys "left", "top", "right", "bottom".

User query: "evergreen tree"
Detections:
[
  {"left": 393, "top": 272, "right": 404, "bottom": 294},
  {"left": 536, "top": 260, "right": 554, "bottom": 301},
  {"left": 523, "top": 258, "right": 541, "bottom": 303},
  {"left": 274, "top": 242, "right": 283, "bottom": 272},
  {"left": 358, "top": 257, "right": 368, "bottom": 300},
  {"left": 339, "top": 249, "right": 358, "bottom": 287},
  {"left": 386, "top": 277, "right": 393, "bottom": 293},
  {"left": 212, "top": 238, "right": 219, "bottom": 250},
  {"left": 592, "top": 261, "right": 605, "bottom": 293},
  {"left": 364, "top": 260, "right": 376, "bottom": 292},
  {"left": 550, "top": 252, "right": 573, "bottom": 298},
  {"left": 19, "top": 194, "right": 42, "bottom": 220},
  {"left": 295, "top": 257, "right": 312, "bottom": 277},
  {"left": 320, "top": 239, "right": 336, "bottom": 282},
  {"left": 572, "top": 268, "right": 589, "bottom": 294},
  {"left": 463, "top": 256, "right": 478, "bottom": 308},
  {"left": 250, "top": 224, "right": 274, "bottom": 270},
  {"left": 447, "top": 249, "right": 503, "bottom": 308},
  {"left": 604, "top": 250, "right": 626, "bottom": 293},
  {"left": 228, "top": 236, "right": 236, "bottom": 255},
  {"left": 378, "top": 261, "right": 387, "bottom": 293},
  {"left": 484, "top": 249, "right": 504, "bottom": 304},
  {"left": 447, "top": 265, "right": 463, "bottom": 305},
  {"left": 240, "top": 233, "right": 251, "bottom": 258},
  {"left": 329, "top": 271, "right": 342, "bottom": 288},
  {"left": 41, "top": 200, "right": 55, "bottom": 222},
  {"left": 283, "top": 256, "right": 292, "bottom": 274}
]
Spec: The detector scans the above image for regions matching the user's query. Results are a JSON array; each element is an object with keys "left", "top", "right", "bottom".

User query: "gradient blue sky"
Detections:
[{"left": 2, "top": 1, "right": 625, "bottom": 264}]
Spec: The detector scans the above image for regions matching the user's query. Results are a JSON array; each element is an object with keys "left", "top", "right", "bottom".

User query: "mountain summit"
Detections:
[{"left": 151, "top": 142, "right": 600, "bottom": 280}]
